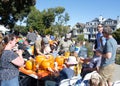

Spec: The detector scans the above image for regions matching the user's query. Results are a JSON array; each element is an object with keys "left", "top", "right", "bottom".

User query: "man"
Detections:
[
  {"left": 99, "top": 26, "right": 118, "bottom": 86},
  {"left": 95, "top": 24, "right": 106, "bottom": 51},
  {"left": 26, "top": 28, "right": 37, "bottom": 44}
]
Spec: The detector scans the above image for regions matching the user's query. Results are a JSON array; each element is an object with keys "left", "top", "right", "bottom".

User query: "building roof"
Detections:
[{"left": 91, "top": 18, "right": 99, "bottom": 22}]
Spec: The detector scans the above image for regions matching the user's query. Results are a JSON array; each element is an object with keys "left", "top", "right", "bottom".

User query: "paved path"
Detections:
[{"left": 112, "top": 64, "right": 120, "bottom": 82}]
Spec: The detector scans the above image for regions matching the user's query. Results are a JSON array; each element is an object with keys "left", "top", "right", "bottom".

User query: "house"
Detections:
[
  {"left": 0, "top": 25, "right": 10, "bottom": 35},
  {"left": 83, "top": 15, "right": 120, "bottom": 41}
]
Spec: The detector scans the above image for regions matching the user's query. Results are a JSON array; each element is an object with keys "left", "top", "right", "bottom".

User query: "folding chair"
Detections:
[{"left": 112, "top": 80, "right": 120, "bottom": 86}]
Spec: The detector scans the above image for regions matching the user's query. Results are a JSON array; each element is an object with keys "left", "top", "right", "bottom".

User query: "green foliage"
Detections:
[
  {"left": 116, "top": 56, "right": 120, "bottom": 65},
  {"left": 112, "top": 28, "right": 120, "bottom": 44},
  {"left": 54, "top": 6, "right": 65, "bottom": 16},
  {"left": 27, "top": 7, "right": 46, "bottom": 34},
  {"left": 75, "top": 23, "right": 85, "bottom": 33},
  {"left": 27, "top": 6, "right": 70, "bottom": 36},
  {"left": 44, "top": 28, "right": 54, "bottom": 35},
  {"left": 85, "top": 42, "right": 94, "bottom": 57},
  {"left": 77, "top": 34, "right": 84, "bottom": 41},
  {"left": 0, "top": 0, "right": 36, "bottom": 28},
  {"left": 42, "top": 8, "right": 55, "bottom": 28},
  {"left": 14, "top": 25, "right": 28, "bottom": 36}
]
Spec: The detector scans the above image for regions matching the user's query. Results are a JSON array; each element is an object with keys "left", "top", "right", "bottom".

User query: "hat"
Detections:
[
  {"left": 66, "top": 56, "right": 78, "bottom": 65},
  {"left": 43, "top": 37, "right": 49, "bottom": 44}
]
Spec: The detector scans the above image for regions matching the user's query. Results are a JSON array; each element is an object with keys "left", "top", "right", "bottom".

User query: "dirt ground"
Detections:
[{"left": 112, "top": 64, "right": 120, "bottom": 82}]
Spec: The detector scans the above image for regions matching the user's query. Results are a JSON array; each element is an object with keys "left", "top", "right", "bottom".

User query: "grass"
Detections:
[{"left": 115, "top": 49, "right": 120, "bottom": 65}]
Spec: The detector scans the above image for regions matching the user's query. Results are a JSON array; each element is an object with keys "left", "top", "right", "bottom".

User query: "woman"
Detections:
[{"left": 0, "top": 34, "right": 24, "bottom": 86}]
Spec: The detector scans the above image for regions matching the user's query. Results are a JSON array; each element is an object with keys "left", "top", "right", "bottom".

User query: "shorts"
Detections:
[{"left": 99, "top": 63, "right": 115, "bottom": 82}]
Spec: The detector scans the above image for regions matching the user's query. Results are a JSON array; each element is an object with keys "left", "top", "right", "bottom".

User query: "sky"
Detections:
[{"left": 35, "top": 0, "right": 120, "bottom": 27}]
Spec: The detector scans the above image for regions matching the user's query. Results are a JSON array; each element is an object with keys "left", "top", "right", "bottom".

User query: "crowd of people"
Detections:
[{"left": 0, "top": 24, "right": 118, "bottom": 86}]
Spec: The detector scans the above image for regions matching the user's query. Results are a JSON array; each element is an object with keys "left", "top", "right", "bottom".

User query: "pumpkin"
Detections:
[
  {"left": 39, "top": 55, "right": 54, "bottom": 70},
  {"left": 31, "top": 45, "right": 34, "bottom": 55},
  {"left": 64, "top": 51, "right": 70, "bottom": 59},
  {"left": 37, "top": 69, "right": 50, "bottom": 78},
  {"left": 55, "top": 56, "right": 65, "bottom": 66},
  {"left": 45, "top": 55, "right": 54, "bottom": 62},
  {"left": 35, "top": 55, "right": 45, "bottom": 64},
  {"left": 32, "top": 60, "right": 39, "bottom": 71},
  {"left": 25, "top": 60, "right": 33, "bottom": 70},
  {"left": 19, "top": 67, "right": 36, "bottom": 75},
  {"left": 40, "top": 61, "right": 51, "bottom": 70},
  {"left": 49, "top": 40, "right": 54, "bottom": 45}
]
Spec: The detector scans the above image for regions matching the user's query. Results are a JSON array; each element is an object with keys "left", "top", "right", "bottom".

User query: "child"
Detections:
[{"left": 80, "top": 49, "right": 102, "bottom": 79}]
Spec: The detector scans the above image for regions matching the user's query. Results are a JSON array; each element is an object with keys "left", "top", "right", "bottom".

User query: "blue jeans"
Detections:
[{"left": 0, "top": 76, "right": 19, "bottom": 86}]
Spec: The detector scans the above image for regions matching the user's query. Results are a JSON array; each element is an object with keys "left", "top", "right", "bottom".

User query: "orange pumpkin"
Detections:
[
  {"left": 35, "top": 55, "right": 45, "bottom": 64},
  {"left": 40, "top": 61, "right": 51, "bottom": 70},
  {"left": 49, "top": 40, "right": 54, "bottom": 45},
  {"left": 31, "top": 45, "right": 34, "bottom": 55},
  {"left": 55, "top": 56, "right": 65, "bottom": 66},
  {"left": 37, "top": 69, "right": 50, "bottom": 78},
  {"left": 19, "top": 67, "right": 36, "bottom": 75},
  {"left": 32, "top": 60, "right": 39, "bottom": 71},
  {"left": 45, "top": 55, "right": 54, "bottom": 62},
  {"left": 25, "top": 60, "right": 33, "bottom": 70},
  {"left": 64, "top": 51, "right": 70, "bottom": 59}
]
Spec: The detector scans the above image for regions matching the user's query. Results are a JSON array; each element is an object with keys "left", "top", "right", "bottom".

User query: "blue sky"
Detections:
[{"left": 35, "top": 0, "right": 120, "bottom": 27}]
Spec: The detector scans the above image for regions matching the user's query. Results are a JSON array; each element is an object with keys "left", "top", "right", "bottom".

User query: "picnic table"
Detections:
[{"left": 19, "top": 66, "right": 63, "bottom": 86}]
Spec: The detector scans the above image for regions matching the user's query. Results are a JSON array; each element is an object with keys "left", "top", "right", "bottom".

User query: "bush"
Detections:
[
  {"left": 77, "top": 34, "right": 84, "bottom": 41},
  {"left": 115, "top": 49, "right": 120, "bottom": 65}
]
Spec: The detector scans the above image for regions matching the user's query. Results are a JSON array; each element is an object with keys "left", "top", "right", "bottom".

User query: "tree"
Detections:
[
  {"left": 27, "top": 6, "right": 45, "bottom": 32},
  {"left": 54, "top": 7, "right": 70, "bottom": 36},
  {"left": 14, "top": 25, "right": 27, "bottom": 36},
  {"left": 75, "top": 22, "right": 85, "bottom": 33},
  {"left": 27, "top": 6, "right": 70, "bottom": 36},
  {"left": 27, "top": 7, "right": 55, "bottom": 35},
  {"left": 0, "top": 0, "right": 36, "bottom": 28},
  {"left": 42, "top": 8, "right": 55, "bottom": 28}
]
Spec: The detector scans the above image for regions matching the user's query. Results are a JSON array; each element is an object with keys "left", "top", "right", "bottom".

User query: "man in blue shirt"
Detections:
[{"left": 95, "top": 24, "right": 106, "bottom": 51}]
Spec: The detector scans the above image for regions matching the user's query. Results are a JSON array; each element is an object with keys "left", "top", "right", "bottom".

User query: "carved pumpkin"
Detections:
[
  {"left": 32, "top": 60, "right": 39, "bottom": 71},
  {"left": 40, "top": 61, "right": 51, "bottom": 70},
  {"left": 25, "top": 60, "right": 33, "bottom": 70},
  {"left": 55, "top": 56, "right": 65, "bottom": 66},
  {"left": 35, "top": 55, "right": 45, "bottom": 64},
  {"left": 46, "top": 55, "right": 54, "bottom": 62}
]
